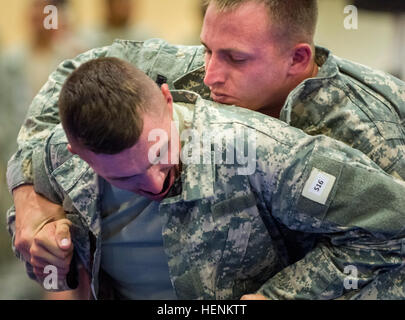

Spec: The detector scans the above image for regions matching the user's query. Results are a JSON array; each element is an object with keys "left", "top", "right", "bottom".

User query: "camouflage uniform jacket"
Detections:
[
  {"left": 5, "top": 39, "right": 405, "bottom": 299},
  {"left": 11, "top": 90, "right": 405, "bottom": 300},
  {"left": 6, "top": 39, "right": 405, "bottom": 192}
]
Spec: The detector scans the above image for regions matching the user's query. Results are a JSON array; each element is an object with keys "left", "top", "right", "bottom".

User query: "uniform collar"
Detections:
[
  {"left": 161, "top": 91, "right": 216, "bottom": 205},
  {"left": 52, "top": 154, "right": 102, "bottom": 235},
  {"left": 279, "top": 46, "right": 339, "bottom": 123},
  {"left": 173, "top": 66, "right": 212, "bottom": 100},
  {"left": 314, "top": 46, "right": 339, "bottom": 79}
]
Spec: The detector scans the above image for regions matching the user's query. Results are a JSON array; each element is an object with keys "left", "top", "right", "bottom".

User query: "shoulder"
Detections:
[
  {"left": 45, "top": 124, "right": 77, "bottom": 170},
  {"left": 109, "top": 38, "right": 202, "bottom": 60},
  {"left": 43, "top": 125, "right": 96, "bottom": 197},
  {"left": 107, "top": 39, "right": 205, "bottom": 86},
  {"left": 192, "top": 96, "right": 307, "bottom": 149},
  {"left": 327, "top": 51, "right": 405, "bottom": 119},
  {"left": 285, "top": 47, "right": 405, "bottom": 141}
]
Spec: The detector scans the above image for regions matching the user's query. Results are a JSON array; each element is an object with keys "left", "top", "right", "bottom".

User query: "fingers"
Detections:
[
  {"left": 31, "top": 244, "right": 72, "bottom": 283},
  {"left": 13, "top": 185, "right": 66, "bottom": 263},
  {"left": 30, "top": 243, "right": 72, "bottom": 272},
  {"left": 31, "top": 220, "right": 73, "bottom": 260},
  {"left": 55, "top": 219, "right": 73, "bottom": 251},
  {"left": 29, "top": 219, "right": 74, "bottom": 283}
]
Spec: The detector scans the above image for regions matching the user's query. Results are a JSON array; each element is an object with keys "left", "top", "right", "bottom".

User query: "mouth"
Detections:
[{"left": 210, "top": 91, "right": 233, "bottom": 104}]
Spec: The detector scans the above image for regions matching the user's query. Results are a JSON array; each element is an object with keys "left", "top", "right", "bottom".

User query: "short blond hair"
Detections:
[{"left": 203, "top": 0, "right": 318, "bottom": 46}]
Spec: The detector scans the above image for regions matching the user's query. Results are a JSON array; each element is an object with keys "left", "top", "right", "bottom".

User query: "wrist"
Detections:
[{"left": 14, "top": 184, "right": 65, "bottom": 227}]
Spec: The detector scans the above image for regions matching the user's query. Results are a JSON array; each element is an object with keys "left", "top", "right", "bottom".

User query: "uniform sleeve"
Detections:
[
  {"left": 7, "top": 127, "right": 79, "bottom": 292},
  {"left": 5, "top": 46, "right": 110, "bottom": 192},
  {"left": 256, "top": 134, "right": 405, "bottom": 299},
  {"left": 5, "top": 38, "right": 203, "bottom": 192}
]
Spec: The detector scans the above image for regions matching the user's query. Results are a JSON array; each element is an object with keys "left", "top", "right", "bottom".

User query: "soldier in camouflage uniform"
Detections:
[
  {"left": 6, "top": 0, "right": 405, "bottom": 299},
  {"left": 12, "top": 57, "right": 405, "bottom": 300}
]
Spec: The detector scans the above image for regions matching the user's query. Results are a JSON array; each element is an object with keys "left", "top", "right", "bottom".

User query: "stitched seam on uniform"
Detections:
[
  {"left": 333, "top": 79, "right": 394, "bottom": 143},
  {"left": 318, "top": 245, "right": 344, "bottom": 297},
  {"left": 296, "top": 142, "right": 320, "bottom": 202},
  {"left": 292, "top": 145, "right": 343, "bottom": 226},
  {"left": 51, "top": 161, "right": 90, "bottom": 192},
  {"left": 326, "top": 76, "right": 375, "bottom": 121},
  {"left": 147, "top": 42, "right": 165, "bottom": 78},
  {"left": 348, "top": 74, "right": 402, "bottom": 120},
  {"left": 50, "top": 144, "right": 74, "bottom": 169},
  {"left": 336, "top": 76, "right": 403, "bottom": 138},
  {"left": 211, "top": 193, "right": 256, "bottom": 217},
  {"left": 336, "top": 58, "right": 401, "bottom": 114},
  {"left": 209, "top": 120, "right": 295, "bottom": 149},
  {"left": 280, "top": 143, "right": 321, "bottom": 225},
  {"left": 383, "top": 153, "right": 405, "bottom": 177},
  {"left": 187, "top": 46, "right": 202, "bottom": 72},
  {"left": 45, "top": 145, "right": 74, "bottom": 199}
]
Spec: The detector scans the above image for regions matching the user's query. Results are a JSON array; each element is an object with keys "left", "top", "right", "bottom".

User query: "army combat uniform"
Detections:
[
  {"left": 5, "top": 39, "right": 405, "bottom": 299},
  {"left": 6, "top": 39, "right": 405, "bottom": 191},
  {"left": 8, "top": 90, "right": 405, "bottom": 299}
]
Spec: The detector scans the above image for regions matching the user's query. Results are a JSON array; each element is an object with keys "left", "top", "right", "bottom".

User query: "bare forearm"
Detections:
[{"left": 13, "top": 184, "right": 66, "bottom": 261}]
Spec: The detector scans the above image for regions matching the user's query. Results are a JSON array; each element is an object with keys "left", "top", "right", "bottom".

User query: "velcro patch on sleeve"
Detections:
[{"left": 301, "top": 168, "right": 336, "bottom": 205}]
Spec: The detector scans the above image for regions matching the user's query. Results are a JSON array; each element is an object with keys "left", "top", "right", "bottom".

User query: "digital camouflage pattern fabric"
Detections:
[
  {"left": 5, "top": 39, "right": 405, "bottom": 299},
  {"left": 8, "top": 90, "right": 405, "bottom": 299},
  {"left": 6, "top": 39, "right": 405, "bottom": 192}
]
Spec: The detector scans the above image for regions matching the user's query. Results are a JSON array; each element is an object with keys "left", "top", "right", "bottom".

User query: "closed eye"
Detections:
[{"left": 229, "top": 55, "right": 247, "bottom": 64}]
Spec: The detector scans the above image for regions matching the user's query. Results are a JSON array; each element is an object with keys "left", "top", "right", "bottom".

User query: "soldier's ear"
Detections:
[
  {"left": 287, "top": 43, "right": 313, "bottom": 76},
  {"left": 161, "top": 83, "right": 173, "bottom": 114}
]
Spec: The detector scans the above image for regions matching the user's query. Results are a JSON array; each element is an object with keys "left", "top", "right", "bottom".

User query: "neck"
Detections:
[
  {"left": 294, "top": 58, "right": 319, "bottom": 88},
  {"left": 260, "top": 60, "right": 319, "bottom": 119},
  {"left": 258, "top": 104, "right": 284, "bottom": 119}
]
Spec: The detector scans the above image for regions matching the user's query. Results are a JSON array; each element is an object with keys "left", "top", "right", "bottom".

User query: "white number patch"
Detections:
[{"left": 302, "top": 168, "right": 336, "bottom": 205}]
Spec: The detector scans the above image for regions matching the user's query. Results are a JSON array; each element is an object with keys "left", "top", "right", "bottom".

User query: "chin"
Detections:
[{"left": 135, "top": 167, "right": 176, "bottom": 201}]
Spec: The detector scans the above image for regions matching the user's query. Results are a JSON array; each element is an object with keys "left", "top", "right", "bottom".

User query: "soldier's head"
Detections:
[
  {"left": 59, "top": 57, "right": 180, "bottom": 201},
  {"left": 201, "top": 0, "right": 318, "bottom": 117}
]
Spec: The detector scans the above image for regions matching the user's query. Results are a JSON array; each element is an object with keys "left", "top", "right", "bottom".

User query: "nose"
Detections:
[
  {"left": 204, "top": 53, "right": 225, "bottom": 88},
  {"left": 140, "top": 167, "right": 167, "bottom": 195}
]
